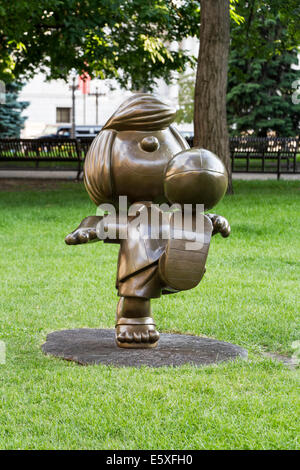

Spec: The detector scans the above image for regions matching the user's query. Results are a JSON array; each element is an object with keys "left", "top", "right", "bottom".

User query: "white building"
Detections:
[
  {"left": 19, "top": 75, "right": 128, "bottom": 137},
  {"left": 19, "top": 74, "right": 186, "bottom": 138}
]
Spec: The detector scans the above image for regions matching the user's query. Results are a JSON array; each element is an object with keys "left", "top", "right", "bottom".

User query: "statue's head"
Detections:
[{"left": 84, "top": 93, "right": 189, "bottom": 206}]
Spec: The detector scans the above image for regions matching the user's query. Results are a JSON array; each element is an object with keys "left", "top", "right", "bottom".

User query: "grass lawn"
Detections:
[{"left": 0, "top": 179, "right": 299, "bottom": 450}]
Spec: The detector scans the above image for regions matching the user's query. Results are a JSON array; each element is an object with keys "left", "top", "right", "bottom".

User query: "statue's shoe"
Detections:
[{"left": 159, "top": 213, "right": 213, "bottom": 292}]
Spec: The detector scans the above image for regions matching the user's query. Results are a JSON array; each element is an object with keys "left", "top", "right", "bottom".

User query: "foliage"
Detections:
[
  {"left": 0, "top": 180, "right": 299, "bottom": 449},
  {"left": 227, "top": 0, "right": 300, "bottom": 136},
  {"left": 0, "top": 82, "right": 28, "bottom": 137},
  {"left": 0, "top": 0, "right": 200, "bottom": 90},
  {"left": 176, "top": 0, "right": 245, "bottom": 126},
  {"left": 229, "top": 0, "right": 245, "bottom": 25},
  {"left": 175, "top": 72, "right": 195, "bottom": 124},
  {"left": 176, "top": 0, "right": 300, "bottom": 136}
]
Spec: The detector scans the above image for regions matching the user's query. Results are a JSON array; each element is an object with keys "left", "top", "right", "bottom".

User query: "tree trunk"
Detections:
[{"left": 194, "top": 0, "right": 232, "bottom": 193}]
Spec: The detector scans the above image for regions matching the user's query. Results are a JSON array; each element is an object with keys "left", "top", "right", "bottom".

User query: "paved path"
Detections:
[
  {"left": 233, "top": 173, "right": 300, "bottom": 180},
  {"left": 0, "top": 170, "right": 299, "bottom": 180},
  {"left": 0, "top": 170, "right": 78, "bottom": 180}
]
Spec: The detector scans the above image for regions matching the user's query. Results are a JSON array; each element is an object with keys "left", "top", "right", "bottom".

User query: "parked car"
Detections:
[{"left": 36, "top": 125, "right": 102, "bottom": 139}]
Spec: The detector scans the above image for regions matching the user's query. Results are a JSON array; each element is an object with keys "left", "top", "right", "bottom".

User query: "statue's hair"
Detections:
[
  {"left": 84, "top": 129, "right": 116, "bottom": 206},
  {"left": 103, "top": 93, "right": 176, "bottom": 131},
  {"left": 84, "top": 93, "right": 187, "bottom": 206}
]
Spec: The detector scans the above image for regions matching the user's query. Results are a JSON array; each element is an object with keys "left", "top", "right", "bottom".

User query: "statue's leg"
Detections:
[{"left": 115, "top": 296, "right": 160, "bottom": 349}]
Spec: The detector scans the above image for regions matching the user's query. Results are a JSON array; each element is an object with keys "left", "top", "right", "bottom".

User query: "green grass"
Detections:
[
  {"left": 0, "top": 160, "right": 80, "bottom": 170},
  {"left": 0, "top": 180, "right": 299, "bottom": 450}
]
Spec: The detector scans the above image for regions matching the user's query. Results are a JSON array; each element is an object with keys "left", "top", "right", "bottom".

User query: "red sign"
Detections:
[{"left": 78, "top": 72, "right": 91, "bottom": 94}]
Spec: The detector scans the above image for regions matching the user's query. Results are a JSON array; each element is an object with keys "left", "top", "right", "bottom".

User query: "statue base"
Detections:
[{"left": 41, "top": 328, "right": 247, "bottom": 367}]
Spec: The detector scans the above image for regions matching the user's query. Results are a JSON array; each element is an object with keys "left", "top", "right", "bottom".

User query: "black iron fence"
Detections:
[
  {"left": 230, "top": 136, "right": 299, "bottom": 179},
  {"left": 0, "top": 138, "right": 90, "bottom": 179},
  {"left": 0, "top": 136, "right": 299, "bottom": 180}
]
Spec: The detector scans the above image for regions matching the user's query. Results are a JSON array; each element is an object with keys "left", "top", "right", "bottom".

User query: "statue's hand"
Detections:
[
  {"left": 65, "top": 216, "right": 102, "bottom": 245},
  {"left": 206, "top": 214, "right": 230, "bottom": 238},
  {"left": 215, "top": 216, "right": 230, "bottom": 238},
  {"left": 65, "top": 227, "right": 98, "bottom": 244}
]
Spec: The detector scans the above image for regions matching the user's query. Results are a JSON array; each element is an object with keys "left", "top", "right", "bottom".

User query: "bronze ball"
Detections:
[{"left": 164, "top": 148, "right": 228, "bottom": 210}]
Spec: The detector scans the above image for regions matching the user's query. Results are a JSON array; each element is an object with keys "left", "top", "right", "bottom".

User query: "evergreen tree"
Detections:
[
  {"left": 227, "top": 1, "right": 300, "bottom": 136},
  {"left": 0, "top": 82, "right": 28, "bottom": 138}
]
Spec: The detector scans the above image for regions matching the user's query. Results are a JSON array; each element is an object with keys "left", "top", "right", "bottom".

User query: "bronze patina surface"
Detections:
[
  {"left": 42, "top": 329, "right": 247, "bottom": 367},
  {"left": 65, "top": 94, "right": 230, "bottom": 349}
]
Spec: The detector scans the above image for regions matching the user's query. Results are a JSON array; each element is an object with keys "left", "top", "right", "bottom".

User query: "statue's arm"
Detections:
[
  {"left": 206, "top": 213, "right": 230, "bottom": 238},
  {"left": 65, "top": 216, "right": 103, "bottom": 245}
]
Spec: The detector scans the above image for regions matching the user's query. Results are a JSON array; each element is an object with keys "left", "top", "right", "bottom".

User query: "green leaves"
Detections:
[
  {"left": 227, "top": 0, "right": 300, "bottom": 136},
  {"left": 140, "top": 34, "right": 174, "bottom": 64},
  {"left": 0, "top": 0, "right": 199, "bottom": 90},
  {"left": 176, "top": 72, "right": 195, "bottom": 124},
  {"left": 230, "top": 0, "right": 245, "bottom": 25}
]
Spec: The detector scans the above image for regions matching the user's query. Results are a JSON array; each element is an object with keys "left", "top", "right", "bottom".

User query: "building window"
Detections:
[{"left": 56, "top": 107, "right": 71, "bottom": 123}]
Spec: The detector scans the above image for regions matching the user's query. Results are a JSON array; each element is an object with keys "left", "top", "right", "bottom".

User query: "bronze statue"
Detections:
[{"left": 65, "top": 94, "right": 230, "bottom": 349}]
